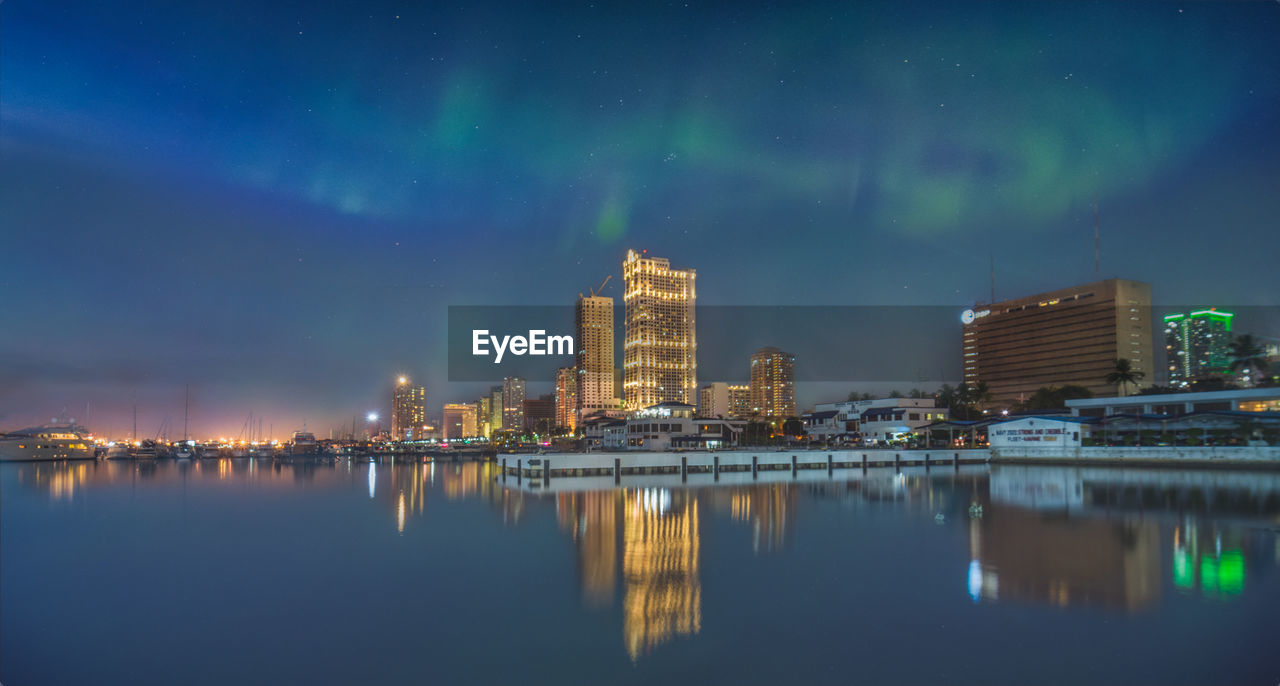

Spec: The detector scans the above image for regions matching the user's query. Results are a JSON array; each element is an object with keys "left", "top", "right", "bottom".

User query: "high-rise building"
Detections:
[
  {"left": 502, "top": 377, "right": 526, "bottom": 431},
  {"left": 489, "top": 386, "right": 504, "bottom": 433},
  {"left": 622, "top": 249, "right": 697, "bottom": 410},
  {"left": 522, "top": 395, "right": 556, "bottom": 434},
  {"left": 962, "top": 278, "right": 1154, "bottom": 405},
  {"left": 391, "top": 376, "right": 426, "bottom": 440},
  {"left": 1164, "top": 309, "right": 1234, "bottom": 388},
  {"left": 441, "top": 403, "right": 477, "bottom": 440},
  {"left": 476, "top": 395, "right": 493, "bottom": 438},
  {"left": 555, "top": 366, "right": 578, "bottom": 432},
  {"left": 576, "top": 294, "right": 616, "bottom": 420},
  {"left": 697, "top": 382, "right": 752, "bottom": 418},
  {"left": 749, "top": 347, "right": 796, "bottom": 419}
]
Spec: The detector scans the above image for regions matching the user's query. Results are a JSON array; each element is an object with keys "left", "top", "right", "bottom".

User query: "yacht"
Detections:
[
  {"left": 290, "top": 431, "right": 320, "bottom": 456},
  {"left": 0, "top": 425, "right": 95, "bottom": 462}
]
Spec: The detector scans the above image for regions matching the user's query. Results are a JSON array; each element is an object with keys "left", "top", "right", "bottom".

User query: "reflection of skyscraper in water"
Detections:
[
  {"left": 557, "top": 491, "right": 620, "bottom": 607},
  {"left": 725, "top": 485, "right": 795, "bottom": 554},
  {"left": 622, "top": 489, "right": 701, "bottom": 661},
  {"left": 969, "top": 504, "right": 1161, "bottom": 611}
]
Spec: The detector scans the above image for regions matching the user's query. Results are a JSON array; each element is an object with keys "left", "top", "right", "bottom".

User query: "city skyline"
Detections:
[{"left": 5, "top": 1, "right": 1280, "bottom": 436}]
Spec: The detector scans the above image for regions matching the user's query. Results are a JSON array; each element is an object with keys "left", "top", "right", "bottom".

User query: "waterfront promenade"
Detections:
[{"left": 496, "top": 445, "right": 1280, "bottom": 491}]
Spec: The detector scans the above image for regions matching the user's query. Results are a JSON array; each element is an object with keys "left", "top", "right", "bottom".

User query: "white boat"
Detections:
[
  {"left": 0, "top": 425, "right": 96, "bottom": 462},
  {"left": 291, "top": 430, "right": 320, "bottom": 456}
]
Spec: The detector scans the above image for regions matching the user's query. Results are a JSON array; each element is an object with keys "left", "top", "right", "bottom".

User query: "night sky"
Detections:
[{"left": 3, "top": 1, "right": 1279, "bottom": 437}]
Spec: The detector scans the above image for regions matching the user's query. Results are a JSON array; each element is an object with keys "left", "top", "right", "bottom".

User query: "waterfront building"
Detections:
[
  {"left": 576, "top": 294, "right": 617, "bottom": 422},
  {"left": 522, "top": 395, "right": 556, "bottom": 434},
  {"left": 1163, "top": 309, "right": 1234, "bottom": 388},
  {"left": 581, "top": 416, "right": 628, "bottom": 450},
  {"left": 555, "top": 366, "right": 578, "bottom": 432},
  {"left": 625, "top": 402, "right": 746, "bottom": 450},
  {"left": 441, "top": 403, "right": 477, "bottom": 440},
  {"left": 810, "top": 398, "right": 949, "bottom": 443},
  {"left": 749, "top": 347, "right": 796, "bottom": 419},
  {"left": 962, "top": 278, "right": 1154, "bottom": 406},
  {"left": 391, "top": 376, "right": 427, "bottom": 441},
  {"left": 622, "top": 249, "right": 697, "bottom": 410},
  {"left": 1065, "top": 386, "right": 1280, "bottom": 416},
  {"left": 697, "top": 382, "right": 751, "bottom": 418},
  {"left": 503, "top": 377, "right": 526, "bottom": 431}
]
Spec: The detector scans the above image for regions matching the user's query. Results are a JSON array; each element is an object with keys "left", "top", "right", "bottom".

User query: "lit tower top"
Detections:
[
  {"left": 622, "top": 249, "right": 696, "bottom": 411},
  {"left": 391, "top": 375, "right": 426, "bottom": 441}
]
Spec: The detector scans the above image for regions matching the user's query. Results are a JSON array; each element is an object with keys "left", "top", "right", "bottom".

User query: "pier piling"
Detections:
[
  {"left": 714, "top": 455, "right": 720, "bottom": 480},
  {"left": 681, "top": 456, "right": 688, "bottom": 482},
  {"left": 752, "top": 455, "right": 758, "bottom": 479},
  {"left": 614, "top": 457, "right": 620, "bottom": 484}
]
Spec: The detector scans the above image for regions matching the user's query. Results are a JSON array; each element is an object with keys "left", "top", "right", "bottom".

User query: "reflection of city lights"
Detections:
[
  {"left": 397, "top": 491, "right": 406, "bottom": 533},
  {"left": 368, "top": 463, "right": 376, "bottom": 499},
  {"left": 968, "top": 560, "right": 982, "bottom": 602},
  {"left": 638, "top": 488, "right": 671, "bottom": 514}
]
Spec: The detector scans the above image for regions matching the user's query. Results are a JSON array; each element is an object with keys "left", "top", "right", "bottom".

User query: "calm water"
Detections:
[{"left": 3, "top": 458, "right": 1278, "bottom": 685}]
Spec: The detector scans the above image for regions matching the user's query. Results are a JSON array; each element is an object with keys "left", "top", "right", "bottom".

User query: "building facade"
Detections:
[
  {"left": 962, "top": 279, "right": 1154, "bottom": 407},
  {"left": 622, "top": 249, "right": 697, "bottom": 410},
  {"left": 1164, "top": 309, "right": 1234, "bottom": 388},
  {"left": 748, "top": 347, "right": 796, "bottom": 419},
  {"left": 391, "top": 377, "right": 426, "bottom": 440},
  {"left": 698, "top": 382, "right": 752, "bottom": 419},
  {"left": 624, "top": 402, "right": 746, "bottom": 451},
  {"left": 502, "top": 377, "right": 526, "bottom": 432},
  {"left": 811, "top": 398, "right": 949, "bottom": 443},
  {"left": 441, "top": 402, "right": 477, "bottom": 440},
  {"left": 576, "top": 294, "right": 616, "bottom": 422},
  {"left": 555, "top": 366, "right": 578, "bottom": 432},
  {"left": 522, "top": 396, "right": 556, "bottom": 434}
]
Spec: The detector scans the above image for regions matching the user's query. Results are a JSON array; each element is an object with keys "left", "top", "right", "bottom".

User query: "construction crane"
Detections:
[{"left": 580, "top": 275, "right": 612, "bottom": 299}]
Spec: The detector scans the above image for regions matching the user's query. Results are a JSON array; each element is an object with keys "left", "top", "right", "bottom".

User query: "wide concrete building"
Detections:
[{"left": 962, "top": 278, "right": 1154, "bottom": 407}]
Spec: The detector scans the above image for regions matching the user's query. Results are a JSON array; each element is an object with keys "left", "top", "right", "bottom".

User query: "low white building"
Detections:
[{"left": 811, "top": 398, "right": 949, "bottom": 444}]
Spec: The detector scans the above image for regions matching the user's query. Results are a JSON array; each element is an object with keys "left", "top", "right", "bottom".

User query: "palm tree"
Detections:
[
  {"left": 1229, "top": 334, "right": 1270, "bottom": 386},
  {"left": 1106, "top": 358, "right": 1145, "bottom": 397}
]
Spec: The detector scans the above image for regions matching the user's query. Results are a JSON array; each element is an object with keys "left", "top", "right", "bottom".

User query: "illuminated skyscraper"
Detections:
[
  {"left": 391, "top": 376, "right": 426, "bottom": 440},
  {"left": 555, "top": 366, "right": 578, "bottom": 432},
  {"left": 962, "top": 279, "right": 1154, "bottom": 405},
  {"left": 622, "top": 249, "right": 696, "bottom": 410},
  {"left": 488, "top": 386, "right": 504, "bottom": 433},
  {"left": 1164, "top": 309, "right": 1234, "bottom": 388},
  {"left": 476, "top": 395, "right": 493, "bottom": 438},
  {"left": 441, "top": 402, "right": 477, "bottom": 440},
  {"left": 503, "top": 377, "right": 526, "bottom": 431},
  {"left": 576, "top": 294, "right": 616, "bottom": 419},
  {"left": 749, "top": 347, "right": 796, "bottom": 419}
]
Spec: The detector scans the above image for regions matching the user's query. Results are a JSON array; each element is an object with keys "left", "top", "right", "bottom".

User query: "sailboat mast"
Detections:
[{"left": 183, "top": 385, "right": 190, "bottom": 442}]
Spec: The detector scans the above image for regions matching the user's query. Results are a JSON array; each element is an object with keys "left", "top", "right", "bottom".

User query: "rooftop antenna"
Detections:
[
  {"left": 989, "top": 253, "right": 995, "bottom": 304},
  {"left": 1093, "top": 192, "right": 1100, "bottom": 278}
]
